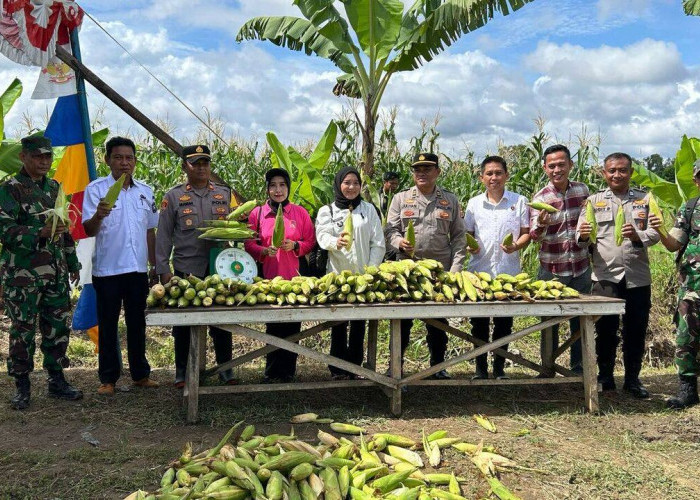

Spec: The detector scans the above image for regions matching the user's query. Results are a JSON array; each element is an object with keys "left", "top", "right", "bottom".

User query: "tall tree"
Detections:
[
  {"left": 684, "top": 0, "right": 700, "bottom": 15},
  {"left": 236, "top": 0, "right": 535, "bottom": 176}
]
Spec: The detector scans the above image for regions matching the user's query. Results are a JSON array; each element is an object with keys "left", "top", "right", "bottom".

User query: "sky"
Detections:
[{"left": 0, "top": 0, "right": 698, "bottom": 160}]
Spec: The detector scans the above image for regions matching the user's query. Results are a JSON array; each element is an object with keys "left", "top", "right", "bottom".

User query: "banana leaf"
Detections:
[
  {"left": 674, "top": 135, "right": 700, "bottom": 202},
  {"left": 631, "top": 161, "right": 683, "bottom": 208}
]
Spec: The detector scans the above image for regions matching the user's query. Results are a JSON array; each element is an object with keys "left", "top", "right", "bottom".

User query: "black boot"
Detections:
[
  {"left": 11, "top": 374, "right": 30, "bottom": 410},
  {"left": 622, "top": 377, "right": 649, "bottom": 399},
  {"left": 667, "top": 375, "right": 699, "bottom": 410},
  {"left": 598, "top": 362, "right": 616, "bottom": 391},
  {"left": 472, "top": 355, "right": 488, "bottom": 380},
  {"left": 47, "top": 370, "right": 83, "bottom": 400}
]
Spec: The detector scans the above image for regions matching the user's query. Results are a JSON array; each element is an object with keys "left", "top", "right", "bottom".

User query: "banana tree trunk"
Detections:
[{"left": 361, "top": 98, "right": 376, "bottom": 178}]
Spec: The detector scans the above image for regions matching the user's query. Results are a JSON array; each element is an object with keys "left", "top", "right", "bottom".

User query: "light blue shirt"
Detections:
[{"left": 82, "top": 175, "right": 158, "bottom": 277}]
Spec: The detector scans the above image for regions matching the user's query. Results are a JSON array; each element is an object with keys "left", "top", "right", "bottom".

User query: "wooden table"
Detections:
[{"left": 146, "top": 296, "right": 625, "bottom": 422}]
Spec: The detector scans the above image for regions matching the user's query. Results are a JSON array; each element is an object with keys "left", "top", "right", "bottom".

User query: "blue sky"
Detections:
[{"left": 0, "top": 0, "right": 698, "bottom": 160}]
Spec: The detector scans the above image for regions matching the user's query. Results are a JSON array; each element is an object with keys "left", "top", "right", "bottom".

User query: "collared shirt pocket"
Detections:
[
  {"left": 211, "top": 205, "right": 228, "bottom": 220},
  {"left": 179, "top": 207, "right": 199, "bottom": 231},
  {"left": 595, "top": 208, "right": 614, "bottom": 224},
  {"left": 400, "top": 207, "right": 419, "bottom": 233}
]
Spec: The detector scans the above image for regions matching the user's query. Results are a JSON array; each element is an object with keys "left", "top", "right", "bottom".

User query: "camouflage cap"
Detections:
[
  {"left": 694, "top": 159, "right": 700, "bottom": 178},
  {"left": 21, "top": 136, "right": 52, "bottom": 154},
  {"left": 182, "top": 144, "right": 211, "bottom": 163}
]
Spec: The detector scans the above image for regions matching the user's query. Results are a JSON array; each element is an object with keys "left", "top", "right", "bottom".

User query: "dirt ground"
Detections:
[{"left": 1, "top": 361, "right": 699, "bottom": 500}]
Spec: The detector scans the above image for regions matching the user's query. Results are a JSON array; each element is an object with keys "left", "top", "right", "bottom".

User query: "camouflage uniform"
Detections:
[
  {"left": 0, "top": 169, "right": 80, "bottom": 376},
  {"left": 670, "top": 200, "right": 700, "bottom": 376}
]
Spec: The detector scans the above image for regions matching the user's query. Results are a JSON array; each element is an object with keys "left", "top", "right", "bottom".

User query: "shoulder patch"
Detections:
[{"left": 160, "top": 199, "right": 168, "bottom": 210}]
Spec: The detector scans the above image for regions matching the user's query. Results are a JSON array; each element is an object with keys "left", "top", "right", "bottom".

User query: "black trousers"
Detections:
[
  {"left": 400, "top": 318, "right": 447, "bottom": 366},
  {"left": 471, "top": 316, "right": 513, "bottom": 373},
  {"left": 329, "top": 320, "right": 365, "bottom": 376},
  {"left": 265, "top": 322, "right": 301, "bottom": 380},
  {"left": 593, "top": 280, "right": 651, "bottom": 381},
  {"left": 93, "top": 272, "right": 150, "bottom": 384},
  {"left": 172, "top": 270, "right": 232, "bottom": 373}
]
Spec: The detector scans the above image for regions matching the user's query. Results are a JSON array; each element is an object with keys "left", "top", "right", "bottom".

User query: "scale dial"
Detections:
[{"left": 214, "top": 247, "right": 258, "bottom": 283}]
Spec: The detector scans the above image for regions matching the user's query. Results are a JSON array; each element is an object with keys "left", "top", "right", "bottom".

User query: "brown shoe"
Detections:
[
  {"left": 133, "top": 377, "right": 159, "bottom": 388},
  {"left": 97, "top": 383, "right": 115, "bottom": 396}
]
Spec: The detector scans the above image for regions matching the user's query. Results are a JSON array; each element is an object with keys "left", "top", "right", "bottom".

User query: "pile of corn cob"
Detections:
[
  {"left": 198, "top": 200, "right": 260, "bottom": 241},
  {"left": 147, "top": 259, "right": 579, "bottom": 309},
  {"left": 124, "top": 419, "right": 527, "bottom": 500}
]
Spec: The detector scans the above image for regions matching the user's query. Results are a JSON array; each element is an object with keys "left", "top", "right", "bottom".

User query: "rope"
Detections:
[{"left": 83, "top": 11, "right": 230, "bottom": 147}]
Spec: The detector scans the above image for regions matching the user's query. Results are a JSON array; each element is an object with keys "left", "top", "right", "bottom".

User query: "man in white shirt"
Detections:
[{"left": 82, "top": 137, "right": 159, "bottom": 396}]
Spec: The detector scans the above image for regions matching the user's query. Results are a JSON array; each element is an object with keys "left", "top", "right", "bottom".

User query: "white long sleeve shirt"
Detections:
[{"left": 315, "top": 200, "right": 385, "bottom": 274}]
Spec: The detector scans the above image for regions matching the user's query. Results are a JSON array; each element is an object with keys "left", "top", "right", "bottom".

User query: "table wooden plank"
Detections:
[
  {"left": 581, "top": 315, "right": 599, "bottom": 413},
  {"left": 186, "top": 325, "right": 205, "bottom": 423}
]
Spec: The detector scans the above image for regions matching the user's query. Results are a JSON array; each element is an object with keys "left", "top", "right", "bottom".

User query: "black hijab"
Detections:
[
  {"left": 265, "top": 168, "right": 291, "bottom": 211},
  {"left": 334, "top": 166, "right": 362, "bottom": 210}
]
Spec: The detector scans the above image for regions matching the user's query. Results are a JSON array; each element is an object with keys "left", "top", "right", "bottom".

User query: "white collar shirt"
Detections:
[
  {"left": 82, "top": 175, "right": 158, "bottom": 277},
  {"left": 463, "top": 190, "right": 529, "bottom": 276}
]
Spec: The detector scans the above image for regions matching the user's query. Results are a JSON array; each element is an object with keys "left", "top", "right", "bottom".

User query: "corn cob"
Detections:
[
  {"left": 473, "top": 414, "right": 497, "bottom": 433},
  {"left": 266, "top": 471, "right": 285, "bottom": 500},
  {"left": 386, "top": 445, "right": 423, "bottom": 467},
  {"left": 648, "top": 193, "right": 667, "bottom": 236},
  {"left": 527, "top": 201, "right": 558, "bottom": 213},
  {"left": 370, "top": 468, "right": 416, "bottom": 494},
  {"left": 344, "top": 208, "right": 354, "bottom": 250},
  {"left": 227, "top": 199, "right": 258, "bottom": 220},
  {"left": 320, "top": 467, "right": 342, "bottom": 500},
  {"left": 406, "top": 219, "right": 415, "bottom": 257},
  {"left": 263, "top": 451, "right": 316, "bottom": 472},
  {"left": 272, "top": 205, "right": 285, "bottom": 247},
  {"left": 465, "top": 232, "right": 478, "bottom": 250},
  {"left": 585, "top": 199, "right": 597, "bottom": 244},
  {"left": 103, "top": 173, "right": 126, "bottom": 208},
  {"left": 290, "top": 463, "right": 314, "bottom": 481},
  {"left": 502, "top": 233, "right": 513, "bottom": 246},
  {"left": 330, "top": 422, "right": 366, "bottom": 435},
  {"left": 615, "top": 205, "right": 625, "bottom": 246}
]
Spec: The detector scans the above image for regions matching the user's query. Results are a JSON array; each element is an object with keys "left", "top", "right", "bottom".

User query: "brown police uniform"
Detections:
[
  {"left": 575, "top": 187, "right": 659, "bottom": 394},
  {"left": 385, "top": 168, "right": 467, "bottom": 373}
]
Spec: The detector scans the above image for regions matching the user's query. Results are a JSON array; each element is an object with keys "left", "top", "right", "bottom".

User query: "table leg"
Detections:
[
  {"left": 186, "top": 325, "right": 205, "bottom": 423},
  {"left": 198, "top": 325, "right": 207, "bottom": 375},
  {"left": 389, "top": 319, "right": 402, "bottom": 415},
  {"left": 541, "top": 319, "right": 555, "bottom": 377},
  {"left": 580, "top": 315, "right": 599, "bottom": 413},
  {"left": 367, "top": 320, "right": 378, "bottom": 371}
]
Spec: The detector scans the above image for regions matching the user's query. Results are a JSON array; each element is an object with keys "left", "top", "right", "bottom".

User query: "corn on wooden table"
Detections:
[{"left": 146, "top": 296, "right": 625, "bottom": 422}]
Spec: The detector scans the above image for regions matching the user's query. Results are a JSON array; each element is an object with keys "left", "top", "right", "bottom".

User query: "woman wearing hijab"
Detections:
[
  {"left": 316, "top": 167, "right": 385, "bottom": 379},
  {"left": 245, "top": 168, "right": 315, "bottom": 383}
]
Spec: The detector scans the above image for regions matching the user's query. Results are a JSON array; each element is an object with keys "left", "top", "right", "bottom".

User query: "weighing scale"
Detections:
[{"left": 208, "top": 241, "right": 258, "bottom": 283}]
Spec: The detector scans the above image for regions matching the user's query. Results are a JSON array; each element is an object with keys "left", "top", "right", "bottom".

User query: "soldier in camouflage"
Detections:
[
  {"left": 0, "top": 136, "right": 83, "bottom": 410},
  {"left": 650, "top": 158, "right": 700, "bottom": 409}
]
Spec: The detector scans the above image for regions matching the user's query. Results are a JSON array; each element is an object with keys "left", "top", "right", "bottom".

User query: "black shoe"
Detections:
[
  {"left": 571, "top": 365, "right": 584, "bottom": 376},
  {"left": 598, "top": 375, "right": 616, "bottom": 391},
  {"left": 174, "top": 365, "right": 186, "bottom": 388},
  {"left": 430, "top": 369, "right": 451, "bottom": 380},
  {"left": 218, "top": 369, "right": 238, "bottom": 385},
  {"left": 493, "top": 370, "right": 509, "bottom": 380},
  {"left": 472, "top": 370, "right": 488, "bottom": 380},
  {"left": 622, "top": 379, "right": 649, "bottom": 399},
  {"left": 10, "top": 375, "right": 30, "bottom": 410},
  {"left": 667, "top": 375, "right": 699, "bottom": 410},
  {"left": 47, "top": 371, "right": 83, "bottom": 401}
]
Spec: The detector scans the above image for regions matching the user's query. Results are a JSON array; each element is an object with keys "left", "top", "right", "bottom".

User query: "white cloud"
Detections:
[{"left": 596, "top": 0, "right": 651, "bottom": 21}]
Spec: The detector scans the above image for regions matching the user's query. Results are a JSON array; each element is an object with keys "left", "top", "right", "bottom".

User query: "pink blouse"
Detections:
[{"left": 244, "top": 203, "right": 315, "bottom": 280}]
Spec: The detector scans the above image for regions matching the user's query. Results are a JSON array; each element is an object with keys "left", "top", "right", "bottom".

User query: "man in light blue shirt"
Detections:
[{"left": 82, "top": 137, "right": 159, "bottom": 396}]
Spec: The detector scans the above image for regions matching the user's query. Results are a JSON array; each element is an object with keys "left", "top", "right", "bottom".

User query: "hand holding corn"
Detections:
[
  {"left": 279, "top": 239, "right": 296, "bottom": 252},
  {"left": 40, "top": 219, "right": 67, "bottom": 238},
  {"left": 336, "top": 232, "right": 350, "bottom": 250},
  {"left": 536, "top": 210, "right": 551, "bottom": 226},
  {"left": 399, "top": 238, "right": 414, "bottom": 255},
  {"left": 578, "top": 221, "right": 593, "bottom": 241},
  {"left": 94, "top": 200, "right": 113, "bottom": 220},
  {"left": 621, "top": 223, "right": 640, "bottom": 242}
]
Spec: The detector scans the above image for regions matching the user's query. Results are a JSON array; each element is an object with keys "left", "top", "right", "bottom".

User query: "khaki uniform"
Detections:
[
  {"left": 155, "top": 181, "right": 233, "bottom": 277},
  {"left": 575, "top": 187, "right": 659, "bottom": 386},
  {"left": 385, "top": 185, "right": 467, "bottom": 272},
  {"left": 576, "top": 187, "right": 659, "bottom": 287},
  {"left": 385, "top": 184, "right": 467, "bottom": 368}
]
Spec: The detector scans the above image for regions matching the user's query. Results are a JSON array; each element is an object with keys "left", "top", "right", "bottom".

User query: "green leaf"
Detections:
[
  {"left": 342, "top": 0, "right": 404, "bottom": 61},
  {"left": 0, "top": 78, "right": 22, "bottom": 119},
  {"left": 266, "top": 132, "right": 293, "bottom": 170},
  {"left": 389, "top": 0, "right": 535, "bottom": 72},
  {"left": 631, "top": 161, "right": 684, "bottom": 208},
  {"left": 293, "top": 0, "right": 355, "bottom": 53},
  {"left": 92, "top": 127, "right": 110, "bottom": 147},
  {"left": 675, "top": 135, "right": 700, "bottom": 202},
  {"left": 289, "top": 148, "right": 334, "bottom": 209},
  {"left": 236, "top": 16, "right": 355, "bottom": 73},
  {"left": 684, "top": 0, "right": 700, "bottom": 15},
  {"left": 0, "top": 140, "right": 24, "bottom": 180},
  {"left": 308, "top": 121, "right": 337, "bottom": 170}
]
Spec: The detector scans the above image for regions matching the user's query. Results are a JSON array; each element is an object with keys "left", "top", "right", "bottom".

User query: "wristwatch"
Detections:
[{"left": 294, "top": 241, "right": 300, "bottom": 251}]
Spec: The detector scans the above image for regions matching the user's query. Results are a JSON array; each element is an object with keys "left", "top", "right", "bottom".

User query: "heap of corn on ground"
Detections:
[
  {"left": 125, "top": 416, "right": 530, "bottom": 500},
  {"left": 147, "top": 259, "right": 580, "bottom": 309}
]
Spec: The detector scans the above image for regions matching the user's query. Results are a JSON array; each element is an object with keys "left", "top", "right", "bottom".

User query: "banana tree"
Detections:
[
  {"left": 684, "top": 0, "right": 700, "bottom": 15},
  {"left": 237, "top": 0, "right": 535, "bottom": 176},
  {"left": 0, "top": 78, "right": 24, "bottom": 180}
]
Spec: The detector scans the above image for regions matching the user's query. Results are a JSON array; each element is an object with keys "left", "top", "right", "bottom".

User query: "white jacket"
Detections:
[{"left": 316, "top": 200, "right": 386, "bottom": 274}]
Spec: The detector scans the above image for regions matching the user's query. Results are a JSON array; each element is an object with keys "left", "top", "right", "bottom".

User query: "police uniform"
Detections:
[
  {"left": 0, "top": 136, "right": 82, "bottom": 409},
  {"left": 154, "top": 145, "right": 236, "bottom": 385},
  {"left": 576, "top": 187, "right": 659, "bottom": 395},
  {"left": 385, "top": 153, "right": 467, "bottom": 372}
]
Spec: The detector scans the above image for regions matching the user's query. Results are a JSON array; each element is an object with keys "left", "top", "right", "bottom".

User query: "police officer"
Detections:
[
  {"left": 650, "top": 159, "right": 700, "bottom": 409},
  {"left": 0, "top": 136, "right": 83, "bottom": 410},
  {"left": 577, "top": 152, "right": 659, "bottom": 398},
  {"left": 155, "top": 145, "right": 236, "bottom": 387},
  {"left": 385, "top": 153, "right": 467, "bottom": 378}
]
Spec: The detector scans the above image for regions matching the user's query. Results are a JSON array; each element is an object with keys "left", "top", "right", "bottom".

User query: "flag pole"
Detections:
[{"left": 69, "top": 30, "right": 97, "bottom": 182}]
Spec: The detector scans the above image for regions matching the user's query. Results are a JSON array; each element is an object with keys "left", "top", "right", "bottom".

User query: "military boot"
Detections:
[
  {"left": 667, "top": 375, "right": 699, "bottom": 410},
  {"left": 47, "top": 370, "right": 84, "bottom": 400},
  {"left": 10, "top": 374, "right": 30, "bottom": 410}
]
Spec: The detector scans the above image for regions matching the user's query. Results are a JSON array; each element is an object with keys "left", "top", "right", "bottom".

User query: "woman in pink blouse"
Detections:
[{"left": 245, "top": 168, "right": 315, "bottom": 382}]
